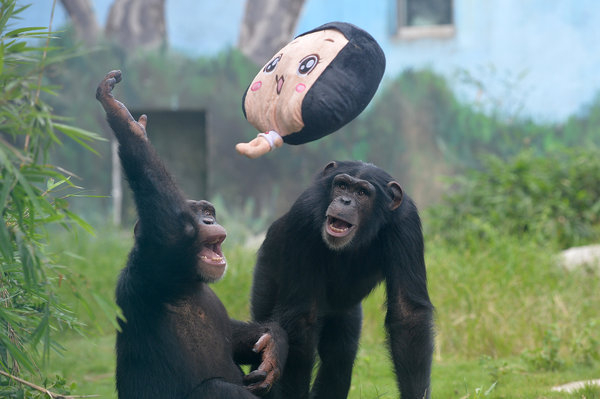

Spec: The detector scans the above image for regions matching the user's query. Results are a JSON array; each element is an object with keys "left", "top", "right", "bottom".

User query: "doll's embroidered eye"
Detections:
[
  {"left": 297, "top": 54, "right": 319, "bottom": 76},
  {"left": 263, "top": 55, "right": 281, "bottom": 74}
]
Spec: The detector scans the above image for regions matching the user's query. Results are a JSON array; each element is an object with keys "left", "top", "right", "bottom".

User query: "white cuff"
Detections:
[{"left": 257, "top": 130, "right": 282, "bottom": 149}]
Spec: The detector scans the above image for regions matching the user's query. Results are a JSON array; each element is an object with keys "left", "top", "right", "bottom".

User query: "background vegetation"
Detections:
[
  {"left": 0, "top": 1, "right": 106, "bottom": 397},
  {"left": 45, "top": 147, "right": 600, "bottom": 398},
  {"left": 1, "top": 2, "right": 599, "bottom": 398},
  {"left": 47, "top": 208, "right": 600, "bottom": 398},
  {"left": 45, "top": 32, "right": 600, "bottom": 217}
]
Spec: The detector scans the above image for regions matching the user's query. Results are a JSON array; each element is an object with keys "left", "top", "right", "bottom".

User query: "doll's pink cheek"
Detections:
[
  {"left": 296, "top": 83, "right": 306, "bottom": 93},
  {"left": 251, "top": 81, "right": 262, "bottom": 91}
]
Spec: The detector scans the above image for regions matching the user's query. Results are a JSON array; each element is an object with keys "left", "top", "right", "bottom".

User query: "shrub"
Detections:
[
  {"left": 426, "top": 147, "right": 600, "bottom": 249},
  {"left": 0, "top": 1, "right": 103, "bottom": 396}
]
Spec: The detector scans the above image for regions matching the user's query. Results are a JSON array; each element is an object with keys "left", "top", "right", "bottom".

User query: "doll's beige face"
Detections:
[{"left": 244, "top": 29, "right": 349, "bottom": 135}]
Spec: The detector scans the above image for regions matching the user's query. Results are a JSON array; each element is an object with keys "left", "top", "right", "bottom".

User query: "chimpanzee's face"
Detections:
[
  {"left": 187, "top": 200, "right": 227, "bottom": 282},
  {"left": 243, "top": 29, "right": 348, "bottom": 136}
]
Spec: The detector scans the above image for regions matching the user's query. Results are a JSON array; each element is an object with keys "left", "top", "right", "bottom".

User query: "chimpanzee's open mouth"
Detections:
[
  {"left": 199, "top": 235, "right": 226, "bottom": 266},
  {"left": 326, "top": 216, "right": 355, "bottom": 237}
]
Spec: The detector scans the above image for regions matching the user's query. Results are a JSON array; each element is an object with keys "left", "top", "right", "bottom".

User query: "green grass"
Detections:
[{"left": 42, "top": 226, "right": 599, "bottom": 398}]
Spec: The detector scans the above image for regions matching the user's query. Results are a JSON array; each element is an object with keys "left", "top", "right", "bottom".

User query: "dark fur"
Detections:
[
  {"left": 251, "top": 161, "right": 434, "bottom": 399},
  {"left": 96, "top": 71, "right": 286, "bottom": 399}
]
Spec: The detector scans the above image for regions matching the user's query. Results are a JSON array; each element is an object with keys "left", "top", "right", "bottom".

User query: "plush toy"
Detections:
[{"left": 236, "top": 22, "right": 386, "bottom": 159}]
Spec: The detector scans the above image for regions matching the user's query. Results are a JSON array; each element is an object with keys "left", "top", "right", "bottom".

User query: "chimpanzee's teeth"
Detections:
[
  {"left": 330, "top": 225, "right": 348, "bottom": 233},
  {"left": 201, "top": 255, "right": 223, "bottom": 262}
]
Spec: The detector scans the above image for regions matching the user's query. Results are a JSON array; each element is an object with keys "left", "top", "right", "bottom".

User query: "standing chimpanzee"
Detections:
[
  {"left": 96, "top": 70, "right": 287, "bottom": 399},
  {"left": 251, "top": 161, "right": 434, "bottom": 399}
]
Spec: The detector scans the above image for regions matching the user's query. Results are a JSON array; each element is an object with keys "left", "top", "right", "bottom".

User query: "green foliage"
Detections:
[
  {"left": 426, "top": 232, "right": 600, "bottom": 360},
  {"left": 0, "top": 1, "right": 103, "bottom": 395},
  {"left": 521, "top": 326, "right": 565, "bottom": 371},
  {"left": 0, "top": 374, "right": 74, "bottom": 399},
  {"left": 427, "top": 147, "right": 600, "bottom": 248},
  {"left": 460, "top": 381, "right": 498, "bottom": 399},
  {"left": 570, "top": 383, "right": 600, "bottom": 399},
  {"left": 521, "top": 320, "right": 599, "bottom": 371},
  {"left": 571, "top": 320, "right": 600, "bottom": 366}
]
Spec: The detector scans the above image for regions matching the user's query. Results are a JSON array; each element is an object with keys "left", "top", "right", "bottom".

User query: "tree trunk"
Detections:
[
  {"left": 59, "top": 0, "right": 101, "bottom": 45},
  {"left": 61, "top": 0, "right": 167, "bottom": 51},
  {"left": 238, "top": 0, "right": 306, "bottom": 65},
  {"left": 111, "top": 138, "right": 123, "bottom": 226},
  {"left": 105, "top": 0, "right": 167, "bottom": 51},
  {"left": 61, "top": 0, "right": 167, "bottom": 226}
]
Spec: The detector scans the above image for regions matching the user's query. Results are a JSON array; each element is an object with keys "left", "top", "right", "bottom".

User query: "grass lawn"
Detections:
[{"left": 45, "top": 226, "right": 600, "bottom": 398}]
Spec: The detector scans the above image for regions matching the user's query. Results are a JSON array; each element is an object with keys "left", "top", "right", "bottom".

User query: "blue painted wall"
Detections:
[{"left": 17, "top": 0, "right": 600, "bottom": 122}]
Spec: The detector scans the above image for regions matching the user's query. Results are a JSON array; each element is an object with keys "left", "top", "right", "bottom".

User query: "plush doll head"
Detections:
[{"left": 236, "top": 22, "right": 386, "bottom": 158}]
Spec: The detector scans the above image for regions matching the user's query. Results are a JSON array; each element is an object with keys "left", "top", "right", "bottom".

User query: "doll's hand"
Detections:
[{"left": 235, "top": 131, "right": 283, "bottom": 159}]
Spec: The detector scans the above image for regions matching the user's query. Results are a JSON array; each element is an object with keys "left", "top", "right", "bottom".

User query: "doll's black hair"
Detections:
[{"left": 284, "top": 21, "right": 386, "bottom": 145}]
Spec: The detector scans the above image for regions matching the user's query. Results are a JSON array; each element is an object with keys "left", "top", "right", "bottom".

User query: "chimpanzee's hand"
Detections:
[
  {"left": 95, "top": 69, "right": 121, "bottom": 102},
  {"left": 243, "top": 333, "right": 284, "bottom": 396},
  {"left": 96, "top": 70, "right": 148, "bottom": 141}
]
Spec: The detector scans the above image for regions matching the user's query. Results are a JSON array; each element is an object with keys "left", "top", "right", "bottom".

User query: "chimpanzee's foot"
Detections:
[{"left": 96, "top": 70, "right": 148, "bottom": 140}]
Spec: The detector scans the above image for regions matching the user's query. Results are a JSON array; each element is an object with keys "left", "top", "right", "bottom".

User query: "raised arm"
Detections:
[{"left": 96, "top": 70, "right": 195, "bottom": 248}]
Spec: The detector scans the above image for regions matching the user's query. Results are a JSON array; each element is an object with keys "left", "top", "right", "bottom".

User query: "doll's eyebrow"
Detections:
[{"left": 325, "top": 38, "right": 334, "bottom": 42}]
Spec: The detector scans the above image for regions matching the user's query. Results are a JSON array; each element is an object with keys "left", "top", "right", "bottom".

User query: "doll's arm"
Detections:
[{"left": 235, "top": 130, "right": 283, "bottom": 159}]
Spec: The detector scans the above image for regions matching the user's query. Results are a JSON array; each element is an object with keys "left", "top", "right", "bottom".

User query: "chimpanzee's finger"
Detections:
[
  {"left": 253, "top": 333, "right": 270, "bottom": 353},
  {"left": 138, "top": 114, "right": 148, "bottom": 130},
  {"left": 243, "top": 370, "right": 267, "bottom": 385},
  {"left": 246, "top": 382, "right": 271, "bottom": 396}
]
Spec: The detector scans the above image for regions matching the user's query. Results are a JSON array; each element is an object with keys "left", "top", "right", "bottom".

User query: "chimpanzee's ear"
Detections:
[
  {"left": 322, "top": 161, "right": 337, "bottom": 174},
  {"left": 387, "top": 181, "right": 403, "bottom": 211}
]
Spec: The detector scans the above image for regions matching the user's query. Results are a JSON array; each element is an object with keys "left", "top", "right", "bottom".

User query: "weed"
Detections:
[
  {"left": 479, "top": 355, "right": 514, "bottom": 383},
  {"left": 460, "top": 380, "right": 497, "bottom": 399},
  {"left": 522, "top": 326, "right": 565, "bottom": 371},
  {"left": 570, "top": 383, "right": 600, "bottom": 399},
  {"left": 571, "top": 320, "right": 600, "bottom": 366}
]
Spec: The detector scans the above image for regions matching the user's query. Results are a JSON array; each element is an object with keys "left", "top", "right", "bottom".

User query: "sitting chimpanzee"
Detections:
[
  {"left": 96, "top": 70, "right": 287, "bottom": 399},
  {"left": 250, "top": 161, "right": 434, "bottom": 399}
]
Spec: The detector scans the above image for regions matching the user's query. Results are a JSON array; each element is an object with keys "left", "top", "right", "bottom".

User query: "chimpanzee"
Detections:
[
  {"left": 96, "top": 70, "right": 287, "bottom": 399},
  {"left": 250, "top": 161, "right": 434, "bottom": 399}
]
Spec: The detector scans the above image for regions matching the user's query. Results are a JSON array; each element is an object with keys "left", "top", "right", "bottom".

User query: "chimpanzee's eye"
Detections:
[
  {"left": 263, "top": 55, "right": 282, "bottom": 74},
  {"left": 297, "top": 54, "right": 319, "bottom": 76},
  {"left": 336, "top": 182, "right": 347, "bottom": 190},
  {"left": 358, "top": 189, "right": 368, "bottom": 197}
]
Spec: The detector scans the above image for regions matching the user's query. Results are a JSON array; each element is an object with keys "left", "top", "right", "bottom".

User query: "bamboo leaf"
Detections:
[
  {"left": 29, "top": 304, "right": 50, "bottom": 347},
  {"left": 4, "top": 26, "right": 47, "bottom": 37},
  {"left": 0, "top": 43, "right": 4, "bottom": 75},
  {"left": 92, "top": 292, "right": 124, "bottom": 332},
  {"left": 0, "top": 334, "right": 36, "bottom": 372},
  {"left": 53, "top": 122, "right": 107, "bottom": 142},
  {"left": 0, "top": 0, "right": 111, "bottom": 381},
  {"left": 63, "top": 209, "right": 95, "bottom": 235},
  {"left": 0, "top": 169, "right": 14, "bottom": 212},
  {"left": 0, "top": 217, "right": 13, "bottom": 262},
  {"left": 54, "top": 123, "right": 106, "bottom": 155},
  {"left": 18, "top": 238, "right": 38, "bottom": 287}
]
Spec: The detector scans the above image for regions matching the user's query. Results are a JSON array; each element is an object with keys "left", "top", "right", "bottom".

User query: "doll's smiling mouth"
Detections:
[{"left": 276, "top": 74, "right": 285, "bottom": 94}]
